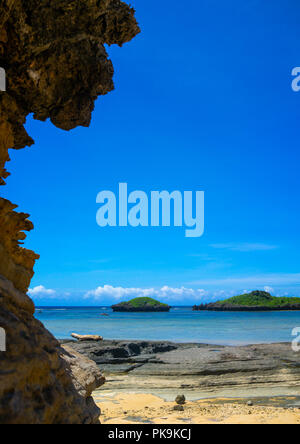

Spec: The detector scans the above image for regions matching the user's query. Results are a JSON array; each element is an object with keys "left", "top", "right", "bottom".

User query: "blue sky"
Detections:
[{"left": 3, "top": 0, "right": 300, "bottom": 305}]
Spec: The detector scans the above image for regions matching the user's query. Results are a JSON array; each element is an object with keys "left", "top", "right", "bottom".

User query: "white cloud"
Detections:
[
  {"left": 264, "top": 286, "right": 274, "bottom": 294},
  {"left": 189, "top": 273, "right": 300, "bottom": 287},
  {"left": 28, "top": 285, "right": 56, "bottom": 298},
  {"left": 84, "top": 285, "right": 208, "bottom": 303},
  {"left": 210, "top": 243, "right": 278, "bottom": 252}
]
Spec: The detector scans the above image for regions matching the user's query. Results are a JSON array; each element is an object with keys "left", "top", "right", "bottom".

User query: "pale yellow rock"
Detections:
[
  {"left": 72, "top": 333, "right": 103, "bottom": 342},
  {"left": 0, "top": 0, "right": 139, "bottom": 424}
]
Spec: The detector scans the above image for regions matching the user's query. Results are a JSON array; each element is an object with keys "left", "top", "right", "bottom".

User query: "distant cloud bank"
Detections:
[
  {"left": 29, "top": 273, "right": 300, "bottom": 305},
  {"left": 84, "top": 285, "right": 209, "bottom": 303}
]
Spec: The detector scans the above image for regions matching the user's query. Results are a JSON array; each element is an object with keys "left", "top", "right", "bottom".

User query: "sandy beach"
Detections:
[
  {"left": 62, "top": 339, "right": 300, "bottom": 424},
  {"left": 93, "top": 392, "right": 300, "bottom": 424}
]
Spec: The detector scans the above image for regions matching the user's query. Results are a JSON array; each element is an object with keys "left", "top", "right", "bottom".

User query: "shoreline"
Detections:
[
  {"left": 61, "top": 338, "right": 300, "bottom": 424},
  {"left": 62, "top": 339, "right": 300, "bottom": 396},
  {"left": 61, "top": 337, "right": 291, "bottom": 347}
]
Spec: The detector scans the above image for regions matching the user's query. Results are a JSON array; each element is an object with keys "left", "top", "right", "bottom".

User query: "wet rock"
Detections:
[{"left": 127, "top": 342, "right": 141, "bottom": 355}]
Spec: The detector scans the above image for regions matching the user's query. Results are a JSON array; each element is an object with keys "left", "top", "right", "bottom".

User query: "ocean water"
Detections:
[{"left": 34, "top": 306, "right": 300, "bottom": 346}]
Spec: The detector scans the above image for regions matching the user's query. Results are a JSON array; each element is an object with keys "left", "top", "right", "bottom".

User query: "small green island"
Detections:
[
  {"left": 112, "top": 297, "right": 170, "bottom": 312},
  {"left": 193, "top": 290, "right": 300, "bottom": 312}
]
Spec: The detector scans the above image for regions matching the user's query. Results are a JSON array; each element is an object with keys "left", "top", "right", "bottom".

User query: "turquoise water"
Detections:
[{"left": 34, "top": 306, "right": 300, "bottom": 345}]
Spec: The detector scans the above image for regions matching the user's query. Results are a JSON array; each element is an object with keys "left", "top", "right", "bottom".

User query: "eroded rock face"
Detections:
[
  {"left": 0, "top": 0, "right": 139, "bottom": 424},
  {"left": 0, "top": 0, "right": 140, "bottom": 292},
  {"left": 0, "top": 275, "right": 105, "bottom": 424}
]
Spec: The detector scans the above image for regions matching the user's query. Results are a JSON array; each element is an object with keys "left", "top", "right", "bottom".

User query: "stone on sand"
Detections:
[{"left": 175, "top": 395, "right": 186, "bottom": 405}]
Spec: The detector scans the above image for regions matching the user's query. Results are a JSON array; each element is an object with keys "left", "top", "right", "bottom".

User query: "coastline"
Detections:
[
  {"left": 62, "top": 338, "right": 300, "bottom": 423},
  {"left": 36, "top": 306, "right": 300, "bottom": 345}
]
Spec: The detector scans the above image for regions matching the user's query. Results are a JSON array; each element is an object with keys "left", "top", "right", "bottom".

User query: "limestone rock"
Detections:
[
  {"left": 61, "top": 345, "right": 105, "bottom": 399},
  {"left": 0, "top": 275, "right": 105, "bottom": 424},
  {"left": 0, "top": 0, "right": 139, "bottom": 424},
  {"left": 0, "top": 0, "right": 140, "bottom": 292},
  {"left": 71, "top": 334, "right": 103, "bottom": 342}
]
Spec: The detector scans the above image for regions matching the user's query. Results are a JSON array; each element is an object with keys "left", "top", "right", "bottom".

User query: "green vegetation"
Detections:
[
  {"left": 117, "top": 297, "right": 169, "bottom": 308},
  {"left": 112, "top": 297, "right": 170, "bottom": 312},
  {"left": 216, "top": 290, "right": 300, "bottom": 308}
]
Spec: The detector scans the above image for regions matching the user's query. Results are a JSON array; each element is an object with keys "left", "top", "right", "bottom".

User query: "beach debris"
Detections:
[
  {"left": 247, "top": 401, "right": 254, "bottom": 407},
  {"left": 175, "top": 395, "right": 186, "bottom": 405},
  {"left": 173, "top": 405, "right": 184, "bottom": 412},
  {"left": 71, "top": 333, "right": 103, "bottom": 342}
]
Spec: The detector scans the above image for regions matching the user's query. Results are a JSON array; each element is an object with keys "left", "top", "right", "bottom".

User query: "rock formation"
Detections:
[
  {"left": 71, "top": 333, "right": 103, "bottom": 342},
  {"left": 63, "top": 340, "right": 300, "bottom": 401},
  {"left": 112, "top": 297, "right": 171, "bottom": 312},
  {"left": 0, "top": 274, "right": 106, "bottom": 424},
  {"left": 0, "top": 0, "right": 139, "bottom": 424}
]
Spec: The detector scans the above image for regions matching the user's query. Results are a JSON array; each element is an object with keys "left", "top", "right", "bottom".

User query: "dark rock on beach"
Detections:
[
  {"left": 173, "top": 405, "right": 184, "bottom": 412},
  {"left": 61, "top": 339, "right": 177, "bottom": 370},
  {"left": 62, "top": 340, "right": 300, "bottom": 377},
  {"left": 62, "top": 340, "right": 300, "bottom": 401},
  {"left": 175, "top": 395, "right": 186, "bottom": 405}
]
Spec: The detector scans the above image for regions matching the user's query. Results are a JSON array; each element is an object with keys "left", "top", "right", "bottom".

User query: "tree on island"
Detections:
[
  {"left": 112, "top": 297, "right": 170, "bottom": 312},
  {"left": 193, "top": 290, "right": 300, "bottom": 311}
]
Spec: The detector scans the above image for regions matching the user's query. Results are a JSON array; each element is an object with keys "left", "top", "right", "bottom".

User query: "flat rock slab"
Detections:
[
  {"left": 61, "top": 340, "right": 300, "bottom": 378},
  {"left": 62, "top": 340, "right": 300, "bottom": 399}
]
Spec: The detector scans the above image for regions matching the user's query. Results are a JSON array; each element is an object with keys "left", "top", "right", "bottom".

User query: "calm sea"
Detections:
[{"left": 34, "top": 306, "right": 300, "bottom": 345}]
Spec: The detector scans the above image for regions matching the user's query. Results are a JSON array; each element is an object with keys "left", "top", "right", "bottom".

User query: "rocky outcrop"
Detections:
[
  {"left": 112, "top": 303, "right": 171, "bottom": 312},
  {"left": 0, "top": 275, "right": 105, "bottom": 424},
  {"left": 112, "top": 298, "right": 171, "bottom": 312},
  {"left": 0, "top": 0, "right": 140, "bottom": 292},
  {"left": 67, "top": 340, "right": 300, "bottom": 403},
  {"left": 0, "top": 0, "right": 139, "bottom": 424},
  {"left": 193, "top": 303, "right": 300, "bottom": 311},
  {"left": 61, "top": 339, "right": 178, "bottom": 374}
]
